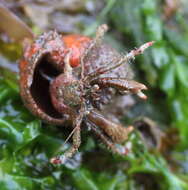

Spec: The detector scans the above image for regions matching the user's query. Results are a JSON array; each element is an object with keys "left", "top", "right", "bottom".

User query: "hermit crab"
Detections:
[
  {"left": 19, "top": 23, "right": 154, "bottom": 164},
  {"left": 0, "top": 3, "right": 154, "bottom": 164}
]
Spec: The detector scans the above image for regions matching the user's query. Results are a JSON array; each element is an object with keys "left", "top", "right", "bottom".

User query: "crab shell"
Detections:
[{"left": 19, "top": 31, "right": 133, "bottom": 125}]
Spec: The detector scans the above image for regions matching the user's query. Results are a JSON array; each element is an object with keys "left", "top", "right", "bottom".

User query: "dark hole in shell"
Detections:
[{"left": 30, "top": 54, "right": 63, "bottom": 119}]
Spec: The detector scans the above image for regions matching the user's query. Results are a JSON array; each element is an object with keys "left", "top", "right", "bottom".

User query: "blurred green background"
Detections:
[{"left": 0, "top": 0, "right": 188, "bottom": 189}]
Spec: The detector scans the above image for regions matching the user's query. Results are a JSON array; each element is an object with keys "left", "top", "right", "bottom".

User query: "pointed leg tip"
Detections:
[
  {"left": 100, "top": 24, "right": 108, "bottom": 31},
  {"left": 50, "top": 157, "right": 62, "bottom": 164},
  {"left": 141, "top": 84, "right": 148, "bottom": 90},
  {"left": 127, "top": 125, "right": 134, "bottom": 133},
  {"left": 50, "top": 156, "right": 66, "bottom": 165},
  {"left": 118, "top": 147, "right": 130, "bottom": 155},
  {"left": 137, "top": 91, "right": 147, "bottom": 100},
  {"left": 123, "top": 147, "right": 130, "bottom": 155},
  {"left": 147, "top": 41, "right": 155, "bottom": 47},
  {"left": 143, "top": 96, "right": 148, "bottom": 100}
]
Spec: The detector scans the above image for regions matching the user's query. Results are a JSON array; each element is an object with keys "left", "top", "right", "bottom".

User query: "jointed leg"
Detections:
[
  {"left": 80, "top": 24, "right": 108, "bottom": 79},
  {"left": 84, "top": 41, "right": 154, "bottom": 81},
  {"left": 50, "top": 112, "right": 83, "bottom": 165},
  {"left": 87, "top": 120, "right": 130, "bottom": 155},
  {"left": 50, "top": 125, "right": 81, "bottom": 164},
  {"left": 91, "top": 77, "right": 147, "bottom": 99},
  {"left": 88, "top": 110, "right": 133, "bottom": 144},
  {"left": 64, "top": 125, "right": 81, "bottom": 158}
]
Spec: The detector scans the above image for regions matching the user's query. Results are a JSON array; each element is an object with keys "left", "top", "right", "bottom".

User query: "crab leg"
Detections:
[
  {"left": 80, "top": 24, "right": 108, "bottom": 79},
  {"left": 87, "top": 110, "right": 133, "bottom": 144},
  {"left": 84, "top": 41, "right": 155, "bottom": 81},
  {"left": 92, "top": 77, "right": 148, "bottom": 99},
  {"left": 50, "top": 113, "right": 82, "bottom": 164},
  {"left": 87, "top": 119, "right": 130, "bottom": 155}
]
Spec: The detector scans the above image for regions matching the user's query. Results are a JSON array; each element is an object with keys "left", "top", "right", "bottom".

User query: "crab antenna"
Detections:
[
  {"left": 60, "top": 120, "right": 81, "bottom": 149},
  {"left": 60, "top": 103, "right": 85, "bottom": 149},
  {"left": 64, "top": 51, "right": 73, "bottom": 76},
  {"left": 84, "top": 41, "right": 155, "bottom": 81},
  {"left": 80, "top": 24, "right": 108, "bottom": 79}
]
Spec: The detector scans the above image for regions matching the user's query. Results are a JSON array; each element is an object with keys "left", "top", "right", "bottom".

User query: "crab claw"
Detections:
[
  {"left": 121, "top": 81, "right": 147, "bottom": 99},
  {"left": 92, "top": 77, "right": 148, "bottom": 99}
]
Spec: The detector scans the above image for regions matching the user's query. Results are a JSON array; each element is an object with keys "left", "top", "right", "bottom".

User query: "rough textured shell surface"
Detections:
[{"left": 19, "top": 31, "right": 133, "bottom": 125}]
